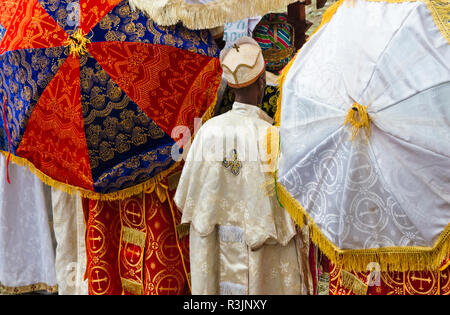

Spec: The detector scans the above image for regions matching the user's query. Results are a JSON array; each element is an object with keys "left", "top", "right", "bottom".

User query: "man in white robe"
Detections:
[{"left": 174, "top": 37, "right": 312, "bottom": 295}]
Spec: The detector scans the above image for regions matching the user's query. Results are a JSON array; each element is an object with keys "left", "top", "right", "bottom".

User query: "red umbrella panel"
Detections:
[{"left": 0, "top": 0, "right": 222, "bottom": 199}]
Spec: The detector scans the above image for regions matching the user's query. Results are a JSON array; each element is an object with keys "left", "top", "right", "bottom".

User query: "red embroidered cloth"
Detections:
[
  {"left": 329, "top": 258, "right": 450, "bottom": 295},
  {"left": 84, "top": 172, "right": 190, "bottom": 295}
]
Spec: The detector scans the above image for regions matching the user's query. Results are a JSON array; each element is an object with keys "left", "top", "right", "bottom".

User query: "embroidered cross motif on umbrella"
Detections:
[
  {"left": 275, "top": 0, "right": 450, "bottom": 272},
  {"left": 128, "top": 0, "right": 300, "bottom": 30},
  {"left": 0, "top": 0, "right": 222, "bottom": 199}
]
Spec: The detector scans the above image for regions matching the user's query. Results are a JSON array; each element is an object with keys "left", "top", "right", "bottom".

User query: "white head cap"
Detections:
[{"left": 220, "top": 36, "right": 265, "bottom": 88}]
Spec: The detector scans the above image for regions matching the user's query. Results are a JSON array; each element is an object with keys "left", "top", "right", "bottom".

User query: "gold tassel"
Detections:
[
  {"left": 0, "top": 282, "right": 58, "bottom": 295},
  {"left": 340, "top": 270, "right": 368, "bottom": 295},
  {"left": 343, "top": 102, "right": 371, "bottom": 142},
  {"left": 176, "top": 223, "right": 190, "bottom": 239},
  {"left": 122, "top": 227, "right": 146, "bottom": 248},
  {"left": 276, "top": 182, "right": 450, "bottom": 273},
  {"left": 120, "top": 278, "right": 143, "bottom": 295},
  {"left": 65, "top": 29, "right": 91, "bottom": 57},
  {"left": 145, "top": 181, "right": 169, "bottom": 204}
]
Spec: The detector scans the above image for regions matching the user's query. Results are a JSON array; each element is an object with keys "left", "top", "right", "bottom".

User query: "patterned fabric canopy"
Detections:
[
  {"left": 128, "top": 0, "right": 299, "bottom": 30},
  {"left": 0, "top": 0, "right": 222, "bottom": 200},
  {"left": 275, "top": 0, "right": 450, "bottom": 272}
]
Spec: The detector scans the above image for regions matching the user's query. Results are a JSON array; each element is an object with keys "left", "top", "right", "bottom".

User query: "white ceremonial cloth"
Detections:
[
  {"left": 0, "top": 155, "right": 57, "bottom": 293},
  {"left": 175, "top": 102, "right": 310, "bottom": 294},
  {"left": 278, "top": 0, "right": 450, "bottom": 250},
  {"left": 52, "top": 189, "right": 88, "bottom": 295}
]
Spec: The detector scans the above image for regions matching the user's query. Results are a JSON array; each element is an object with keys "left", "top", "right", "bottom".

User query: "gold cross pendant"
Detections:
[{"left": 223, "top": 149, "right": 242, "bottom": 176}]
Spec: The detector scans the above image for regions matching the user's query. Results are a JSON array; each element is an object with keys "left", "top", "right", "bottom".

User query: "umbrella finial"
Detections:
[
  {"left": 65, "top": 29, "right": 91, "bottom": 57},
  {"left": 344, "top": 102, "right": 371, "bottom": 143}
]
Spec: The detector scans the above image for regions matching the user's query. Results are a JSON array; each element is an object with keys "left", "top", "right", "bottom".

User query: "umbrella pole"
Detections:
[{"left": 288, "top": 1, "right": 313, "bottom": 50}]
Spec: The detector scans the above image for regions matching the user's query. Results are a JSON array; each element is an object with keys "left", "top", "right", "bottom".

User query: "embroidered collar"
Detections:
[{"left": 232, "top": 102, "right": 274, "bottom": 124}]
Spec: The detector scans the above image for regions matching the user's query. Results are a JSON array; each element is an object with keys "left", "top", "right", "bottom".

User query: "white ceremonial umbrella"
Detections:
[{"left": 276, "top": 0, "right": 450, "bottom": 272}]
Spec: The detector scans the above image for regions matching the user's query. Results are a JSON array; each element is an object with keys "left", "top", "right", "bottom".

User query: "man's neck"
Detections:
[{"left": 234, "top": 94, "right": 258, "bottom": 106}]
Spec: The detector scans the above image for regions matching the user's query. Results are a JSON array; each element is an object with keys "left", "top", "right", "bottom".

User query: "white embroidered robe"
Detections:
[{"left": 174, "top": 102, "right": 312, "bottom": 295}]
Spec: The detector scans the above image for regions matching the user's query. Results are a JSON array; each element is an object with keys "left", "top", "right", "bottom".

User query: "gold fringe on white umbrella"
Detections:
[{"left": 129, "top": 0, "right": 300, "bottom": 30}]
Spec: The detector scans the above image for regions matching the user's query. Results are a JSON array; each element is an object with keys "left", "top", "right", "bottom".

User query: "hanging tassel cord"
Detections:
[
  {"left": 344, "top": 103, "right": 371, "bottom": 143},
  {"left": 65, "top": 29, "right": 91, "bottom": 57},
  {"left": 1, "top": 97, "right": 11, "bottom": 184}
]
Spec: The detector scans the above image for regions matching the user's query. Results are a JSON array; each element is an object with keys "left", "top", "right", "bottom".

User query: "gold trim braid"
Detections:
[
  {"left": 0, "top": 150, "right": 183, "bottom": 201},
  {"left": 277, "top": 183, "right": 450, "bottom": 273},
  {"left": 129, "top": 0, "right": 299, "bottom": 30},
  {"left": 120, "top": 278, "right": 143, "bottom": 295},
  {"left": 340, "top": 270, "right": 368, "bottom": 295},
  {"left": 122, "top": 227, "right": 146, "bottom": 247},
  {"left": 176, "top": 223, "right": 190, "bottom": 239},
  {"left": 0, "top": 282, "right": 58, "bottom": 295}
]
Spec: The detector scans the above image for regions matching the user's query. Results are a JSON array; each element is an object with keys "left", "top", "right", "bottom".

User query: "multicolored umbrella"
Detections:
[
  {"left": 128, "top": 0, "right": 299, "bottom": 30},
  {"left": 275, "top": 0, "right": 450, "bottom": 272},
  {"left": 0, "top": 0, "right": 222, "bottom": 199}
]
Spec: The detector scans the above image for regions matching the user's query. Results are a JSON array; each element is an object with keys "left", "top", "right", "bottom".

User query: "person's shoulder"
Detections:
[
  {"left": 199, "top": 111, "right": 232, "bottom": 130},
  {"left": 191, "top": 112, "right": 234, "bottom": 146}
]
